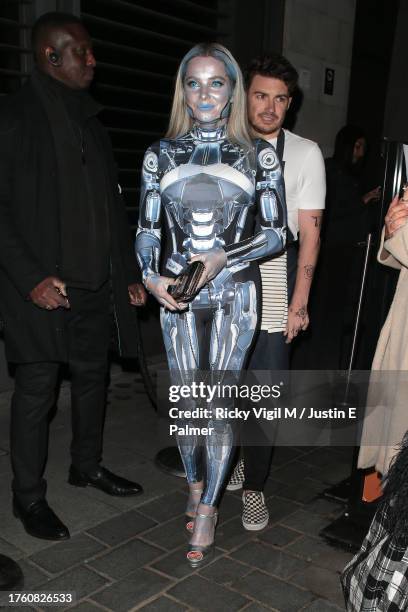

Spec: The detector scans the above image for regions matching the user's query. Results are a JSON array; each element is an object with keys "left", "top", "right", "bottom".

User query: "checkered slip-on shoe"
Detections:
[
  {"left": 226, "top": 458, "right": 245, "bottom": 491},
  {"left": 242, "top": 491, "right": 269, "bottom": 531}
]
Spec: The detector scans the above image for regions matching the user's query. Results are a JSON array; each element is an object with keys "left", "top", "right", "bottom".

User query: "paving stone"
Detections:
[
  {"left": 330, "top": 446, "right": 354, "bottom": 461},
  {"left": 35, "top": 565, "right": 108, "bottom": 603},
  {"left": 151, "top": 545, "right": 223, "bottom": 579},
  {"left": 214, "top": 516, "right": 254, "bottom": 552},
  {"left": 218, "top": 493, "right": 243, "bottom": 521},
  {"left": 142, "top": 516, "right": 189, "bottom": 551},
  {"left": 267, "top": 496, "right": 300, "bottom": 524},
  {"left": 270, "top": 446, "right": 304, "bottom": 466},
  {"left": 302, "top": 598, "right": 344, "bottom": 611},
  {"left": 316, "top": 462, "right": 353, "bottom": 486},
  {"left": 257, "top": 524, "right": 301, "bottom": 548},
  {"left": 231, "top": 569, "right": 314, "bottom": 611},
  {"left": 92, "top": 568, "right": 172, "bottom": 611},
  {"left": 270, "top": 460, "right": 320, "bottom": 485},
  {"left": 168, "top": 574, "right": 249, "bottom": 612},
  {"left": 300, "top": 448, "right": 341, "bottom": 467},
  {"left": 231, "top": 541, "right": 308, "bottom": 579},
  {"left": 0, "top": 606, "right": 36, "bottom": 612},
  {"left": 139, "top": 595, "right": 188, "bottom": 610},
  {"left": 79, "top": 458, "right": 184, "bottom": 510},
  {"left": 46, "top": 485, "right": 119, "bottom": 534},
  {"left": 69, "top": 601, "right": 105, "bottom": 611},
  {"left": 286, "top": 535, "right": 354, "bottom": 572},
  {"left": 88, "top": 538, "right": 163, "bottom": 580},
  {"left": 199, "top": 556, "right": 251, "bottom": 585},
  {"left": 305, "top": 498, "right": 343, "bottom": 517},
  {"left": 278, "top": 479, "right": 326, "bottom": 504},
  {"left": 138, "top": 491, "right": 187, "bottom": 523},
  {"left": 29, "top": 533, "right": 106, "bottom": 574},
  {"left": 242, "top": 604, "right": 273, "bottom": 612},
  {"left": 18, "top": 560, "right": 50, "bottom": 590},
  {"left": 0, "top": 536, "right": 24, "bottom": 561},
  {"left": 263, "top": 478, "right": 286, "bottom": 498},
  {"left": 291, "top": 565, "right": 345, "bottom": 608},
  {"left": 281, "top": 509, "right": 332, "bottom": 537},
  {"left": 87, "top": 509, "right": 157, "bottom": 546}
]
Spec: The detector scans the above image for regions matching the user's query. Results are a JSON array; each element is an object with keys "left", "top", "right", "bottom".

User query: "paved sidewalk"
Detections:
[{"left": 0, "top": 363, "right": 354, "bottom": 611}]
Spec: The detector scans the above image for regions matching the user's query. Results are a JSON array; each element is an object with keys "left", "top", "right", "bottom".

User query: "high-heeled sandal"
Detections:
[
  {"left": 185, "top": 486, "right": 203, "bottom": 534},
  {"left": 186, "top": 512, "right": 218, "bottom": 568},
  {"left": 186, "top": 512, "right": 219, "bottom": 534}
]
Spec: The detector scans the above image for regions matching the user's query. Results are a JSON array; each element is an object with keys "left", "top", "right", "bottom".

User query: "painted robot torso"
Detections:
[{"left": 136, "top": 125, "right": 287, "bottom": 372}]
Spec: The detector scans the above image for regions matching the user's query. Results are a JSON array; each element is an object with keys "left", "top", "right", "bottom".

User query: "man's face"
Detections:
[
  {"left": 50, "top": 24, "right": 96, "bottom": 90},
  {"left": 247, "top": 75, "right": 291, "bottom": 139},
  {"left": 184, "top": 56, "right": 231, "bottom": 125}
]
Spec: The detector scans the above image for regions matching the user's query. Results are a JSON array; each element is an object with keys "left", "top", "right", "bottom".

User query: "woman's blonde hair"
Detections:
[{"left": 166, "top": 42, "right": 252, "bottom": 150}]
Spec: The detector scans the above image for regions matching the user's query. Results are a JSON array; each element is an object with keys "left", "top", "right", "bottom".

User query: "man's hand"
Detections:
[
  {"left": 144, "top": 274, "right": 187, "bottom": 311},
  {"left": 384, "top": 194, "right": 408, "bottom": 239},
  {"left": 284, "top": 302, "right": 309, "bottom": 344},
  {"left": 29, "top": 276, "right": 70, "bottom": 310},
  {"left": 128, "top": 283, "right": 147, "bottom": 307}
]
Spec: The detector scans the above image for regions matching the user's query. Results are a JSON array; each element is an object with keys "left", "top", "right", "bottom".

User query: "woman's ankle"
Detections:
[{"left": 197, "top": 502, "right": 217, "bottom": 516}]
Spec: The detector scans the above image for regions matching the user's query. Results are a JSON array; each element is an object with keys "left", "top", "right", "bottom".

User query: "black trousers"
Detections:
[
  {"left": 243, "top": 246, "right": 297, "bottom": 492},
  {"left": 10, "top": 282, "right": 111, "bottom": 507}
]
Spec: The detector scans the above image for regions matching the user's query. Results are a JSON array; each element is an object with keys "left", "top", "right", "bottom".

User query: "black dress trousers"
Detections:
[{"left": 10, "top": 282, "right": 111, "bottom": 507}]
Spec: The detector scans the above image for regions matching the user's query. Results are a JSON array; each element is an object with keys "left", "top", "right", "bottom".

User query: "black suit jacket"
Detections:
[{"left": 0, "top": 79, "right": 141, "bottom": 362}]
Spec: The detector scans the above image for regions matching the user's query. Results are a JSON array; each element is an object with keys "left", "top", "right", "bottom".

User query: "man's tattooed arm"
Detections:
[
  {"left": 285, "top": 210, "right": 322, "bottom": 342},
  {"left": 304, "top": 264, "right": 315, "bottom": 280},
  {"left": 294, "top": 304, "right": 307, "bottom": 319}
]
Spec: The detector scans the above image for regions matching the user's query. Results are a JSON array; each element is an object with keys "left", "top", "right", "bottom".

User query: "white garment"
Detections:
[{"left": 260, "top": 129, "right": 326, "bottom": 333}]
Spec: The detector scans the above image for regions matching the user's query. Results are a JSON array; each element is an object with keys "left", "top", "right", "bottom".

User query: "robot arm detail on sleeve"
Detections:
[
  {"left": 135, "top": 148, "right": 162, "bottom": 282},
  {"left": 135, "top": 147, "right": 181, "bottom": 311},
  {"left": 224, "top": 143, "right": 287, "bottom": 267}
]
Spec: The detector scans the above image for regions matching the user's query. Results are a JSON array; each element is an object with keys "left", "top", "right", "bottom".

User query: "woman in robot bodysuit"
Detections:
[{"left": 135, "top": 43, "right": 287, "bottom": 566}]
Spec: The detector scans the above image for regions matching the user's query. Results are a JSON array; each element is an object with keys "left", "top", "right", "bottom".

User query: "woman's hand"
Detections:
[
  {"left": 189, "top": 248, "right": 227, "bottom": 290},
  {"left": 384, "top": 194, "right": 408, "bottom": 239},
  {"left": 144, "top": 274, "right": 186, "bottom": 311},
  {"left": 362, "top": 186, "right": 381, "bottom": 205}
]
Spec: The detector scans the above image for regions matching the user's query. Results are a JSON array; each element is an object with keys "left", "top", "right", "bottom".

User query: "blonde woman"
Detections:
[{"left": 136, "top": 43, "right": 287, "bottom": 566}]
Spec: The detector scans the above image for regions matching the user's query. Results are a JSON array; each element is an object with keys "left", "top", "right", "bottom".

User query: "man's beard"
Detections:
[{"left": 249, "top": 116, "right": 281, "bottom": 137}]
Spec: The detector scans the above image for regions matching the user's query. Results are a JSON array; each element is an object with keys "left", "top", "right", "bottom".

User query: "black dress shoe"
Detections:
[
  {"left": 68, "top": 466, "right": 143, "bottom": 496},
  {"left": 13, "top": 498, "right": 70, "bottom": 541}
]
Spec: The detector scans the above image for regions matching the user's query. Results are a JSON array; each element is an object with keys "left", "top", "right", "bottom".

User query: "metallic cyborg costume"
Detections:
[{"left": 136, "top": 124, "right": 287, "bottom": 505}]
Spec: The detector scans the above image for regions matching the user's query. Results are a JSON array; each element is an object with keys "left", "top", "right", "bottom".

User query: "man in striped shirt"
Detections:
[{"left": 228, "top": 54, "right": 326, "bottom": 530}]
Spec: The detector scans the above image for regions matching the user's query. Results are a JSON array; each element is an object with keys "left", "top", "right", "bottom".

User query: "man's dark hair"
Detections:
[
  {"left": 31, "top": 11, "right": 83, "bottom": 60},
  {"left": 245, "top": 54, "right": 299, "bottom": 95}
]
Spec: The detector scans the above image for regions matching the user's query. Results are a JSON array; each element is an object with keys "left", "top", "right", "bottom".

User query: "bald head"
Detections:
[
  {"left": 32, "top": 12, "right": 82, "bottom": 60},
  {"left": 32, "top": 12, "right": 96, "bottom": 90}
]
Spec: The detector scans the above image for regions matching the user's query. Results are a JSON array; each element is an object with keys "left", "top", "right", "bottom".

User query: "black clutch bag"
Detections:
[{"left": 168, "top": 261, "right": 205, "bottom": 302}]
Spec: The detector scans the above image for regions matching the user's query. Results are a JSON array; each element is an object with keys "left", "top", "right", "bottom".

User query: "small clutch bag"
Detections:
[{"left": 168, "top": 261, "right": 205, "bottom": 302}]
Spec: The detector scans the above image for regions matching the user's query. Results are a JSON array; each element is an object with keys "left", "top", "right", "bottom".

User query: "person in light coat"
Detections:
[{"left": 358, "top": 189, "right": 408, "bottom": 474}]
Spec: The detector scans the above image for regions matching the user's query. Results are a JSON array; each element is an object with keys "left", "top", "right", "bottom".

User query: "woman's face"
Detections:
[
  {"left": 184, "top": 55, "right": 231, "bottom": 125},
  {"left": 352, "top": 137, "right": 366, "bottom": 163}
]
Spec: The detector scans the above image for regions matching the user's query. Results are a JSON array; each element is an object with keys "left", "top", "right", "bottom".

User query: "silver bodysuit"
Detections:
[{"left": 136, "top": 125, "right": 287, "bottom": 504}]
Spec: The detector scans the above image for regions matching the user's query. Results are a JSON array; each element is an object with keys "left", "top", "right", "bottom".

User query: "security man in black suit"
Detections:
[{"left": 0, "top": 12, "right": 147, "bottom": 541}]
